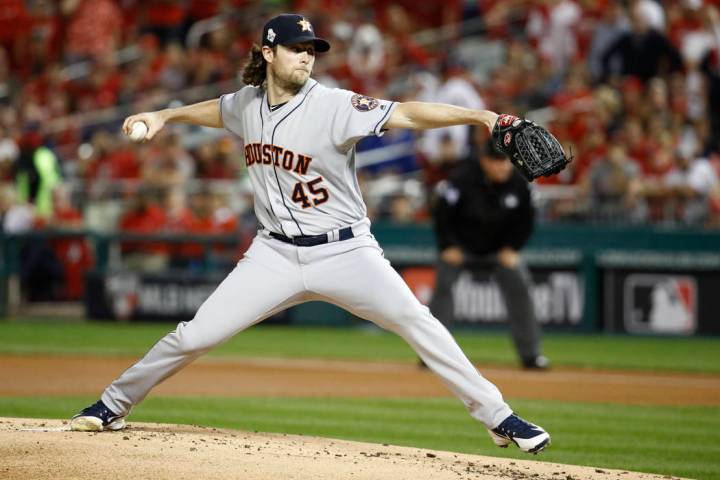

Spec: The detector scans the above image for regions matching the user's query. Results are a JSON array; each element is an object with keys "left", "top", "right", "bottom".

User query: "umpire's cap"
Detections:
[
  {"left": 262, "top": 14, "right": 331, "bottom": 53},
  {"left": 484, "top": 138, "right": 507, "bottom": 160}
]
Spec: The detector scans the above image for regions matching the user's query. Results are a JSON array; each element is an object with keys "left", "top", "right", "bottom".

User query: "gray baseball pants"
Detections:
[{"left": 101, "top": 232, "right": 513, "bottom": 428}]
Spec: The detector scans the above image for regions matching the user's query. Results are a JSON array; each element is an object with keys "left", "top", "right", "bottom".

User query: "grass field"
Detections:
[
  {"left": 1, "top": 321, "right": 719, "bottom": 373},
  {"left": 1, "top": 320, "right": 719, "bottom": 479}
]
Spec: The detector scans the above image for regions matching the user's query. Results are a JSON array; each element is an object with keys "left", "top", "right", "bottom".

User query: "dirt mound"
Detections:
[{"left": 0, "top": 418, "right": 683, "bottom": 480}]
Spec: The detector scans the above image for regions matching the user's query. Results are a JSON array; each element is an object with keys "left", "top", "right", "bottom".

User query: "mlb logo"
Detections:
[{"left": 623, "top": 274, "right": 697, "bottom": 335}]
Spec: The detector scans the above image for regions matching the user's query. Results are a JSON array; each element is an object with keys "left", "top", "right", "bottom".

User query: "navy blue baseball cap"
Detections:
[
  {"left": 484, "top": 138, "right": 508, "bottom": 160},
  {"left": 262, "top": 14, "right": 330, "bottom": 53}
]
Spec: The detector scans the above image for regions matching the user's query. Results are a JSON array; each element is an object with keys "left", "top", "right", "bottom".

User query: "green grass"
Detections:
[
  {"left": 1, "top": 321, "right": 719, "bottom": 373},
  {"left": 1, "top": 396, "right": 718, "bottom": 479}
]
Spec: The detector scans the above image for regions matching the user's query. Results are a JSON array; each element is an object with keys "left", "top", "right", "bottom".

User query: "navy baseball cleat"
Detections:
[
  {"left": 488, "top": 413, "right": 550, "bottom": 454},
  {"left": 70, "top": 400, "right": 126, "bottom": 432}
]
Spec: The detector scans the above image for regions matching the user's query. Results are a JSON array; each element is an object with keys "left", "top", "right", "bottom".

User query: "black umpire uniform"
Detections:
[{"left": 429, "top": 141, "right": 548, "bottom": 369}]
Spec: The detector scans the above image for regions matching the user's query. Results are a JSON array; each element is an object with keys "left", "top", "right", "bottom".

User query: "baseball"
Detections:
[{"left": 128, "top": 122, "right": 148, "bottom": 142}]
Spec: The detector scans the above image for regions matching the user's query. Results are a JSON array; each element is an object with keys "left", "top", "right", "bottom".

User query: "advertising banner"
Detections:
[
  {"left": 85, "top": 271, "right": 222, "bottom": 321},
  {"left": 602, "top": 269, "right": 719, "bottom": 335},
  {"left": 85, "top": 270, "right": 295, "bottom": 323},
  {"left": 402, "top": 266, "right": 584, "bottom": 328}
]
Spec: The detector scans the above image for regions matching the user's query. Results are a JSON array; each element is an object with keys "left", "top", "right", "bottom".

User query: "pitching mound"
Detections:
[{"left": 1, "top": 418, "right": 682, "bottom": 480}]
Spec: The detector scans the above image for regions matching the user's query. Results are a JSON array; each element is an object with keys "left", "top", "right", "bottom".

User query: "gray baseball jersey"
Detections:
[{"left": 220, "top": 78, "right": 396, "bottom": 236}]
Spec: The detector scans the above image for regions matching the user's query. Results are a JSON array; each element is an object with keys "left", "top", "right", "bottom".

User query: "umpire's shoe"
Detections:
[
  {"left": 70, "top": 400, "right": 126, "bottom": 432},
  {"left": 521, "top": 355, "right": 551, "bottom": 371},
  {"left": 488, "top": 413, "right": 550, "bottom": 454}
]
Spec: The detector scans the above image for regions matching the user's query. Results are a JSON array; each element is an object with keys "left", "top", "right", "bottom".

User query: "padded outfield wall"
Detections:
[
  {"left": 3, "top": 223, "right": 719, "bottom": 335},
  {"left": 374, "top": 222, "right": 720, "bottom": 336}
]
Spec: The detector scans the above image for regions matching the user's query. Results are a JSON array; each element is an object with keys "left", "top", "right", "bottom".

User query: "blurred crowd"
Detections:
[{"left": 1, "top": 0, "right": 720, "bottom": 298}]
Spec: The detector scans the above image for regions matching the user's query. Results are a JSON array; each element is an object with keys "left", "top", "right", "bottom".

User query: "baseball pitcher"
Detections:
[{"left": 71, "top": 13, "right": 569, "bottom": 454}]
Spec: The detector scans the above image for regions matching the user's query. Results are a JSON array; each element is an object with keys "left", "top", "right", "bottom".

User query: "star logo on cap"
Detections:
[{"left": 297, "top": 18, "right": 312, "bottom": 31}]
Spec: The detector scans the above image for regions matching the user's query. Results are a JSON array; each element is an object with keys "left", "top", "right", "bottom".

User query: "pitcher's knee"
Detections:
[
  {"left": 172, "top": 321, "right": 215, "bottom": 356},
  {"left": 383, "top": 302, "right": 434, "bottom": 332}
]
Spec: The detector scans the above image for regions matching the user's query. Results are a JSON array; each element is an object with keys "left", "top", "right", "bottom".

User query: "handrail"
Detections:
[
  {"left": 186, "top": 13, "right": 235, "bottom": 48},
  {"left": 0, "top": 230, "right": 241, "bottom": 244},
  {"left": 60, "top": 45, "right": 143, "bottom": 81},
  {"left": 45, "top": 79, "right": 238, "bottom": 135},
  {"left": 0, "top": 229, "right": 244, "bottom": 275}
]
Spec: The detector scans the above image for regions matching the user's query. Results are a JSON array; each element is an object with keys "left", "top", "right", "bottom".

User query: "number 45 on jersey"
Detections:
[{"left": 292, "top": 177, "right": 329, "bottom": 208}]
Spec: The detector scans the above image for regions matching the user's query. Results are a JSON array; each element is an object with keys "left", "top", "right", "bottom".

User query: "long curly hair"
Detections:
[{"left": 242, "top": 44, "right": 270, "bottom": 87}]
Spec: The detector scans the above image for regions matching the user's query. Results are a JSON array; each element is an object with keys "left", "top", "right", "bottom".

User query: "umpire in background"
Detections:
[{"left": 428, "top": 138, "right": 549, "bottom": 370}]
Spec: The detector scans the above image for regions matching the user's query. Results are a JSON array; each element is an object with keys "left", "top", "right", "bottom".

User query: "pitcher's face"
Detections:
[{"left": 265, "top": 42, "right": 315, "bottom": 89}]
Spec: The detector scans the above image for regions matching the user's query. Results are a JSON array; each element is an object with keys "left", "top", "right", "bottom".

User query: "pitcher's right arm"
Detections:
[{"left": 122, "top": 98, "right": 223, "bottom": 140}]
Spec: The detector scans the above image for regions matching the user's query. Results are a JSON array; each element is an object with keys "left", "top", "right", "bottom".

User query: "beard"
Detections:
[{"left": 270, "top": 64, "right": 310, "bottom": 92}]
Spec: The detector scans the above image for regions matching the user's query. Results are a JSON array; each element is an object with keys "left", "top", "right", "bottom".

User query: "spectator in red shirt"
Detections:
[
  {"left": 81, "top": 131, "right": 140, "bottom": 182},
  {"left": 88, "top": 54, "right": 124, "bottom": 109},
  {"left": 46, "top": 184, "right": 93, "bottom": 300},
  {"left": 198, "top": 189, "right": 242, "bottom": 266},
  {"left": 623, "top": 117, "right": 655, "bottom": 171},
  {"left": 118, "top": 190, "right": 169, "bottom": 272},
  {"left": 8, "top": 0, "right": 61, "bottom": 79},
  {"left": 63, "top": 0, "right": 123, "bottom": 62},
  {"left": 179, "top": 189, "right": 215, "bottom": 266},
  {"left": 0, "top": 0, "right": 31, "bottom": 72},
  {"left": 193, "top": 138, "right": 238, "bottom": 180},
  {"left": 141, "top": 0, "right": 187, "bottom": 46},
  {"left": 638, "top": 147, "right": 675, "bottom": 222},
  {"left": 163, "top": 187, "right": 201, "bottom": 269},
  {"left": 97, "top": 145, "right": 142, "bottom": 181},
  {"left": 381, "top": 4, "right": 434, "bottom": 68}
]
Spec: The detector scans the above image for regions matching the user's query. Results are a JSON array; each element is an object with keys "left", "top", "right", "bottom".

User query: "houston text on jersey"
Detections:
[{"left": 244, "top": 142, "right": 312, "bottom": 174}]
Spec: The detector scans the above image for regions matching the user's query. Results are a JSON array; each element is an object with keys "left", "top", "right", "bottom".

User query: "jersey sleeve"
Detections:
[
  {"left": 219, "top": 86, "right": 253, "bottom": 139},
  {"left": 330, "top": 89, "right": 398, "bottom": 151}
]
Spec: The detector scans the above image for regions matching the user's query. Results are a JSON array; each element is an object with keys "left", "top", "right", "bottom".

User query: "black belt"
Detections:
[{"left": 268, "top": 227, "right": 354, "bottom": 247}]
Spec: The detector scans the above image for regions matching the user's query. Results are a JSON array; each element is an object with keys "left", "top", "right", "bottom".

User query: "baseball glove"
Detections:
[{"left": 491, "top": 114, "right": 571, "bottom": 181}]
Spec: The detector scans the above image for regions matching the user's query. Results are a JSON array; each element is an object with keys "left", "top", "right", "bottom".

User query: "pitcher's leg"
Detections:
[
  {"left": 101, "top": 238, "right": 305, "bottom": 416},
  {"left": 305, "top": 241, "right": 512, "bottom": 428}
]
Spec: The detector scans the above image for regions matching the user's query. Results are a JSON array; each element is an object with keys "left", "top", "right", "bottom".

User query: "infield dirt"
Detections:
[
  {"left": 1, "top": 354, "right": 718, "bottom": 405},
  {"left": 0, "top": 418, "right": 687, "bottom": 480}
]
